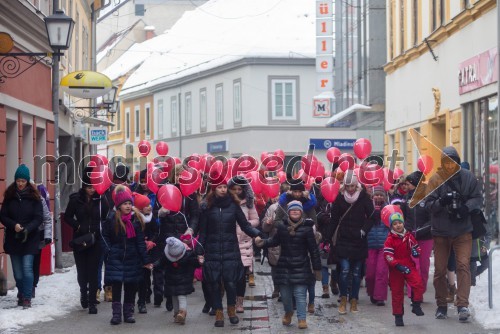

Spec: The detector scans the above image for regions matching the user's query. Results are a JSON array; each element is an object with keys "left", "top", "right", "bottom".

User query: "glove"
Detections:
[
  {"left": 439, "top": 194, "right": 453, "bottom": 206},
  {"left": 360, "top": 229, "right": 366, "bottom": 238},
  {"left": 457, "top": 205, "right": 469, "bottom": 219},
  {"left": 254, "top": 236, "right": 265, "bottom": 248},
  {"left": 158, "top": 208, "right": 170, "bottom": 217},
  {"left": 145, "top": 240, "right": 156, "bottom": 251},
  {"left": 315, "top": 270, "right": 322, "bottom": 281},
  {"left": 44, "top": 238, "right": 52, "bottom": 245},
  {"left": 395, "top": 264, "right": 411, "bottom": 274},
  {"left": 411, "top": 245, "right": 420, "bottom": 257}
]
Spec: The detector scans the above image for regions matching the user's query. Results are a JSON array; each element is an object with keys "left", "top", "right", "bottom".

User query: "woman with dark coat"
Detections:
[
  {"left": 196, "top": 179, "right": 262, "bottom": 328},
  {"left": 255, "top": 200, "right": 322, "bottom": 330},
  {"left": 327, "top": 172, "right": 375, "bottom": 315},
  {"left": 0, "top": 164, "right": 43, "bottom": 309},
  {"left": 102, "top": 185, "right": 152, "bottom": 325},
  {"left": 64, "top": 167, "right": 109, "bottom": 314}
]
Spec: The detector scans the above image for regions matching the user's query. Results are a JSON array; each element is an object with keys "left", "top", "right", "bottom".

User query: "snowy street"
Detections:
[{"left": 1, "top": 254, "right": 499, "bottom": 334}]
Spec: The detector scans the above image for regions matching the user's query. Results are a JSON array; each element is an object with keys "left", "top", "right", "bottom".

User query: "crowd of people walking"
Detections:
[{"left": 0, "top": 145, "right": 492, "bottom": 329}]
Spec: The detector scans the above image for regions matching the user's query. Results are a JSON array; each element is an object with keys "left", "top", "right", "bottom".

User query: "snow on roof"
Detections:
[{"left": 119, "top": 0, "right": 316, "bottom": 96}]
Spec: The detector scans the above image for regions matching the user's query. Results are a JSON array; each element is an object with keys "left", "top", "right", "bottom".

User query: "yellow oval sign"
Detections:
[
  {"left": 0, "top": 32, "right": 14, "bottom": 53},
  {"left": 60, "top": 71, "right": 112, "bottom": 99}
]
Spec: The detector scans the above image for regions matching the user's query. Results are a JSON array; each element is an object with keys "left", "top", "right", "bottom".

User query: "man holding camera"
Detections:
[{"left": 425, "top": 146, "right": 482, "bottom": 322}]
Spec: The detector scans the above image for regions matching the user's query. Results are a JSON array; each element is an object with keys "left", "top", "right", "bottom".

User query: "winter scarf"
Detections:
[
  {"left": 390, "top": 228, "right": 406, "bottom": 238},
  {"left": 287, "top": 217, "right": 304, "bottom": 236},
  {"left": 344, "top": 189, "right": 361, "bottom": 204},
  {"left": 122, "top": 212, "right": 136, "bottom": 239}
]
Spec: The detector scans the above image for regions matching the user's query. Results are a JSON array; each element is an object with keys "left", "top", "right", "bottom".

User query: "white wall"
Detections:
[{"left": 386, "top": 9, "right": 496, "bottom": 132}]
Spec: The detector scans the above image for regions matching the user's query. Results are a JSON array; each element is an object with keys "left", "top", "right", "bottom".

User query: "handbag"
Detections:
[
  {"left": 470, "top": 209, "right": 487, "bottom": 239},
  {"left": 328, "top": 204, "right": 354, "bottom": 264},
  {"left": 69, "top": 232, "right": 96, "bottom": 252}
]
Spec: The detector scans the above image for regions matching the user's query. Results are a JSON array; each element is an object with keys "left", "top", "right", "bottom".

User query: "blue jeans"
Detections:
[
  {"left": 338, "top": 258, "right": 362, "bottom": 300},
  {"left": 280, "top": 284, "right": 307, "bottom": 320},
  {"left": 307, "top": 282, "right": 315, "bottom": 304},
  {"left": 321, "top": 267, "right": 331, "bottom": 286},
  {"left": 10, "top": 254, "right": 35, "bottom": 300}
]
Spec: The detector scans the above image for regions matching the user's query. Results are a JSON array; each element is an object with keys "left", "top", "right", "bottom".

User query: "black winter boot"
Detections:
[
  {"left": 80, "top": 290, "right": 89, "bottom": 309},
  {"left": 88, "top": 303, "right": 98, "bottom": 314},
  {"left": 395, "top": 315, "right": 404, "bottom": 326},
  {"left": 123, "top": 303, "right": 136, "bottom": 323},
  {"left": 110, "top": 302, "right": 122, "bottom": 325},
  {"left": 138, "top": 303, "right": 147, "bottom": 314},
  {"left": 411, "top": 302, "right": 424, "bottom": 316}
]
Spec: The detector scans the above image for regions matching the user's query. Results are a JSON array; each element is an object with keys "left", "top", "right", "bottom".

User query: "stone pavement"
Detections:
[{"left": 18, "top": 259, "right": 497, "bottom": 334}]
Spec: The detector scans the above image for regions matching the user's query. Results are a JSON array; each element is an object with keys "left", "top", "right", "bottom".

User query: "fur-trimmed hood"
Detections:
[
  {"left": 278, "top": 191, "right": 317, "bottom": 212},
  {"left": 228, "top": 176, "right": 255, "bottom": 208}
]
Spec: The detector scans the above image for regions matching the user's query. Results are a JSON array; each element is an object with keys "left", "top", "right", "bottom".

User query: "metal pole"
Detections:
[
  {"left": 488, "top": 245, "right": 500, "bottom": 308},
  {"left": 52, "top": 0, "right": 63, "bottom": 269},
  {"left": 497, "top": 0, "right": 500, "bottom": 240}
]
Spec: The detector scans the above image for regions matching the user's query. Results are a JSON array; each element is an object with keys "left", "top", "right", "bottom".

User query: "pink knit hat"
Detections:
[{"left": 114, "top": 185, "right": 134, "bottom": 208}]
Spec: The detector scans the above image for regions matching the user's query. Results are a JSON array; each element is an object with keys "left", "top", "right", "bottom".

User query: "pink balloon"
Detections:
[
  {"left": 358, "top": 163, "right": 384, "bottom": 186},
  {"left": 417, "top": 155, "right": 434, "bottom": 175},
  {"left": 320, "top": 177, "right": 341, "bottom": 203},
  {"left": 353, "top": 138, "right": 372, "bottom": 160},
  {"left": 393, "top": 167, "right": 405, "bottom": 180},
  {"left": 326, "top": 147, "right": 342, "bottom": 163},
  {"left": 381, "top": 204, "right": 403, "bottom": 227},
  {"left": 274, "top": 149, "right": 285, "bottom": 161},
  {"left": 90, "top": 166, "right": 113, "bottom": 195},
  {"left": 158, "top": 184, "right": 182, "bottom": 212},
  {"left": 138, "top": 140, "right": 151, "bottom": 157},
  {"left": 338, "top": 153, "right": 355, "bottom": 172},
  {"left": 262, "top": 154, "right": 283, "bottom": 172},
  {"left": 245, "top": 171, "right": 262, "bottom": 195},
  {"left": 305, "top": 177, "right": 315, "bottom": 191},
  {"left": 301, "top": 155, "right": 319, "bottom": 176},
  {"left": 261, "top": 177, "right": 280, "bottom": 198},
  {"left": 179, "top": 170, "right": 201, "bottom": 197},
  {"left": 383, "top": 179, "right": 393, "bottom": 191},
  {"left": 173, "top": 157, "right": 182, "bottom": 164},
  {"left": 233, "top": 154, "right": 259, "bottom": 175},
  {"left": 155, "top": 141, "right": 169, "bottom": 156},
  {"left": 90, "top": 154, "right": 108, "bottom": 167},
  {"left": 277, "top": 171, "right": 287, "bottom": 184},
  {"left": 260, "top": 151, "right": 268, "bottom": 162}
]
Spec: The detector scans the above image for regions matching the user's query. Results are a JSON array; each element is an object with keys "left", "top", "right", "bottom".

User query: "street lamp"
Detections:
[
  {"left": 74, "top": 86, "right": 118, "bottom": 119},
  {"left": 45, "top": 9, "right": 75, "bottom": 55}
]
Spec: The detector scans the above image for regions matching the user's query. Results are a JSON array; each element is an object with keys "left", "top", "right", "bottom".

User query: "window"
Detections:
[
  {"left": 439, "top": 0, "right": 445, "bottom": 25},
  {"left": 135, "top": 106, "right": 140, "bottom": 139},
  {"left": 431, "top": 0, "right": 437, "bottom": 31},
  {"left": 135, "top": 4, "right": 145, "bottom": 16},
  {"left": 82, "top": 26, "right": 89, "bottom": 70},
  {"left": 185, "top": 93, "right": 192, "bottom": 134},
  {"left": 233, "top": 80, "right": 242, "bottom": 126},
  {"left": 462, "top": 0, "right": 470, "bottom": 9},
  {"left": 112, "top": 103, "right": 121, "bottom": 132},
  {"left": 215, "top": 84, "right": 223, "bottom": 129},
  {"left": 389, "top": 0, "right": 394, "bottom": 60},
  {"left": 171, "top": 96, "right": 177, "bottom": 135},
  {"left": 145, "top": 103, "right": 151, "bottom": 138},
  {"left": 158, "top": 99, "right": 164, "bottom": 139},
  {"left": 200, "top": 89, "right": 207, "bottom": 132},
  {"left": 271, "top": 79, "right": 296, "bottom": 121},
  {"left": 75, "top": 11, "right": 79, "bottom": 70},
  {"left": 125, "top": 108, "right": 130, "bottom": 141}
]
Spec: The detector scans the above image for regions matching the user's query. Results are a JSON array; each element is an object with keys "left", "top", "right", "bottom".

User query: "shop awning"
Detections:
[
  {"left": 325, "top": 103, "right": 372, "bottom": 126},
  {"left": 80, "top": 116, "right": 114, "bottom": 127}
]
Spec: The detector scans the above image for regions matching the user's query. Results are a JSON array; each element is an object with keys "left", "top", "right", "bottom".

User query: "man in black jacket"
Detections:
[{"left": 425, "top": 146, "right": 482, "bottom": 322}]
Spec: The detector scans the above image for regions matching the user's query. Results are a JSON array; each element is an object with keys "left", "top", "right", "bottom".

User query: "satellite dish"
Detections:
[{"left": 60, "top": 70, "right": 112, "bottom": 99}]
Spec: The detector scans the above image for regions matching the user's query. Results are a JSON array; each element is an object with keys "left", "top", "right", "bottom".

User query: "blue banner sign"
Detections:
[
  {"left": 309, "top": 138, "right": 356, "bottom": 150},
  {"left": 207, "top": 140, "right": 228, "bottom": 153}
]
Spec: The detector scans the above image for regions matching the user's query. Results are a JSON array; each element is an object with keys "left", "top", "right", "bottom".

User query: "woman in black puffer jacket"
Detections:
[
  {"left": 255, "top": 200, "right": 321, "bottom": 330},
  {"left": 0, "top": 164, "right": 43, "bottom": 309},
  {"left": 327, "top": 172, "right": 375, "bottom": 315},
  {"left": 64, "top": 167, "right": 109, "bottom": 314},
  {"left": 196, "top": 179, "right": 262, "bottom": 328}
]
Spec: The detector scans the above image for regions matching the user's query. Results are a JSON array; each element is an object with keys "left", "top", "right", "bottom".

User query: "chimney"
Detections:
[{"left": 144, "top": 26, "right": 156, "bottom": 40}]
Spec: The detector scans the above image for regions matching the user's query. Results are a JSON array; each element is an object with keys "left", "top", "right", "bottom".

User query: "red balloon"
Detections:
[
  {"left": 245, "top": 171, "right": 262, "bottom": 194},
  {"left": 381, "top": 204, "right": 404, "bottom": 228},
  {"left": 305, "top": 176, "right": 315, "bottom": 191},
  {"left": 490, "top": 164, "right": 499, "bottom": 174},
  {"left": 138, "top": 140, "right": 151, "bottom": 157},
  {"left": 260, "top": 151, "right": 268, "bottom": 162},
  {"left": 393, "top": 167, "right": 405, "bottom": 180},
  {"left": 173, "top": 157, "right": 182, "bottom": 164},
  {"left": 353, "top": 138, "right": 372, "bottom": 160},
  {"left": 157, "top": 184, "right": 182, "bottom": 212},
  {"left": 358, "top": 163, "right": 384, "bottom": 186},
  {"left": 155, "top": 141, "right": 169, "bottom": 156},
  {"left": 383, "top": 179, "right": 393, "bottom": 191},
  {"left": 262, "top": 154, "right": 283, "bottom": 172},
  {"left": 274, "top": 149, "right": 285, "bottom": 161},
  {"left": 233, "top": 154, "right": 259, "bottom": 175},
  {"left": 90, "top": 154, "right": 108, "bottom": 167},
  {"left": 320, "top": 177, "right": 341, "bottom": 203},
  {"left": 417, "top": 155, "right": 434, "bottom": 175},
  {"left": 326, "top": 147, "right": 342, "bottom": 163},
  {"left": 261, "top": 177, "right": 280, "bottom": 198},
  {"left": 338, "top": 153, "right": 355, "bottom": 172},
  {"left": 90, "top": 166, "right": 113, "bottom": 195},
  {"left": 179, "top": 170, "right": 202, "bottom": 197}
]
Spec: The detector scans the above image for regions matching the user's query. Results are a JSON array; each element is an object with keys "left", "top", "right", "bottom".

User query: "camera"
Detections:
[{"left": 446, "top": 191, "right": 461, "bottom": 210}]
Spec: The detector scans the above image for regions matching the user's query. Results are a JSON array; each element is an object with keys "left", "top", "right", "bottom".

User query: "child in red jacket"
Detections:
[{"left": 383, "top": 212, "right": 424, "bottom": 327}]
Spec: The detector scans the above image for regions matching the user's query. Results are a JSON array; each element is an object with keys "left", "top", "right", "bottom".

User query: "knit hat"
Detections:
[
  {"left": 287, "top": 200, "right": 304, "bottom": 212},
  {"left": 343, "top": 172, "right": 358, "bottom": 186},
  {"left": 406, "top": 171, "right": 423, "bottom": 187},
  {"left": 81, "top": 166, "right": 93, "bottom": 187},
  {"left": 289, "top": 182, "right": 305, "bottom": 191},
  {"left": 15, "top": 164, "right": 30, "bottom": 182},
  {"left": 113, "top": 165, "right": 129, "bottom": 183},
  {"left": 372, "top": 184, "right": 385, "bottom": 195},
  {"left": 164, "top": 237, "right": 186, "bottom": 262},
  {"left": 389, "top": 212, "right": 404, "bottom": 226},
  {"left": 133, "top": 192, "right": 151, "bottom": 212},
  {"left": 227, "top": 175, "right": 248, "bottom": 188},
  {"left": 114, "top": 185, "right": 134, "bottom": 208}
]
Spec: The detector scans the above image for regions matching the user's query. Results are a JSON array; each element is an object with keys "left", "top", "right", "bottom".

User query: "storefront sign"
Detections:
[
  {"left": 459, "top": 47, "right": 498, "bottom": 95},
  {"left": 207, "top": 140, "right": 228, "bottom": 153},
  {"left": 89, "top": 127, "right": 108, "bottom": 144},
  {"left": 313, "top": 98, "right": 331, "bottom": 117},
  {"left": 309, "top": 138, "right": 356, "bottom": 150},
  {"left": 315, "top": 1, "right": 334, "bottom": 93}
]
